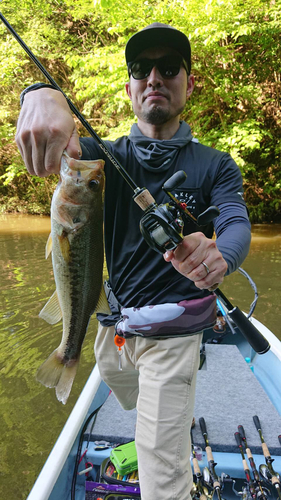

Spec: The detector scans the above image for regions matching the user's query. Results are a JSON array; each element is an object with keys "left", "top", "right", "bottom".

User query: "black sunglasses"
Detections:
[{"left": 127, "top": 55, "right": 189, "bottom": 80}]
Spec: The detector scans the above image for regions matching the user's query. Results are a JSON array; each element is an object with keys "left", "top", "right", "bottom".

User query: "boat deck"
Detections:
[
  {"left": 78, "top": 342, "right": 281, "bottom": 498},
  {"left": 90, "top": 344, "right": 281, "bottom": 456}
]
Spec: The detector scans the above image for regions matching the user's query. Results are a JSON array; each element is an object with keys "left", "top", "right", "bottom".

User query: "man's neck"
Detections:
[{"left": 137, "top": 119, "right": 181, "bottom": 140}]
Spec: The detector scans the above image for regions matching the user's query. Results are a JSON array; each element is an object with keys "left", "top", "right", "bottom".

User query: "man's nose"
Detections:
[{"left": 147, "top": 65, "right": 163, "bottom": 86}]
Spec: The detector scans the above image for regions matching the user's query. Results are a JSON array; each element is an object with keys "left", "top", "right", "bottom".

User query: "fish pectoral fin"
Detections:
[
  {"left": 58, "top": 232, "right": 71, "bottom": 263},
  {"left": 95, "top": 285, "right": 112, "bottom": 315},
  {"left": 45, "top": 233, "right": 53, "bottom": 259},
  {"left": 39, "top": 290, "right": 62, "bottom": 324},
  {"left": 36, "top": 349, "right": 78, "bottom": 405}
]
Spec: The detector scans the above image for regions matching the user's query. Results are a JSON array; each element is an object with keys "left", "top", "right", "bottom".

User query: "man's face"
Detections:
[{"left": 125, "top": 46, "right": 194, "bottom": 127}]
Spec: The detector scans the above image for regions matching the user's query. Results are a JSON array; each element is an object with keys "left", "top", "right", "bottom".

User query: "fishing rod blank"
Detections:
[
  {"left": 253, "top": 415, "right": 281, "bottom": 500},
  {"left": 238, "top": 425, "right": 268, "bottom": 500}
]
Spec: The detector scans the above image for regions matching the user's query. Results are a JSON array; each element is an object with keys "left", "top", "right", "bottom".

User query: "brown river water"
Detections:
[{"left": 0, "top": 214, "right": 280, "bottom": 499}]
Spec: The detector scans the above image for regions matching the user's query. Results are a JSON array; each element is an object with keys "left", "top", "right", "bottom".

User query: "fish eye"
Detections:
[{"left": 89, "top": 179, "right": 99, "bottom": 191}]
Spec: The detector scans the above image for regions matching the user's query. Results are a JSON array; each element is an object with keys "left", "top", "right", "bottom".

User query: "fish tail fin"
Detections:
[
  {"left": 36, "top": 349, "right": 79, "bottom": 405},
  {"left": 56, "top": 363, "right": 78, "bottom": 405}
]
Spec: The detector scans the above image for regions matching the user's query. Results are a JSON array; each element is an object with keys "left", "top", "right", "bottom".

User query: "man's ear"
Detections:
[
  {"left": 186, "top": 75, "right": 195, "bottom": 99},
  {"left": 125, "top": 82, "right": 132, "bottom": 100}
]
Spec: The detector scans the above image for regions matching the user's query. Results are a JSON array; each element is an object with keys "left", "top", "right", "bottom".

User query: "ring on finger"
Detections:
[{"left": 201, "top": 261, "right": 210, "bottom": 277}]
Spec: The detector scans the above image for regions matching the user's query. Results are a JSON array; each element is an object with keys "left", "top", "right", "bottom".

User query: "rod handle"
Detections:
[
  {"left": 235, "top": 431, "right": 243, "bottom": 448},
  {"left": 278, "top": 435, "right": 281, "bottom": 446},
  {"left": 238, "top": 425, "right": 246, "bottom": 440},
  {"left": 246, "top": 448, "right": 253, "bottom": 460},
  {"left": 199, "top": 417, "right": 207, "bottom": 436},
  {"left": 199, "top": 493, "right": 208, "bottom": 500},
  {"left": 261, "top": 442, "right": 271, "bottom": 458},
  {"left": 133, "top": 188, "right": 156, "bottom": 211},
  {"left": 242, "top": 459, "right": 249, "bottom": 472},
  {"left": 253, "top": 415, "right": 262, "bottom": 432},
  {"left": 192, "top": 457, "right": 201, "bottom": 475},
  {"left": 227, "top": 307, "right": 270, "bottom": 354},
  {"left": 206, "top": 445, "right": 214, "bottom": 462}
]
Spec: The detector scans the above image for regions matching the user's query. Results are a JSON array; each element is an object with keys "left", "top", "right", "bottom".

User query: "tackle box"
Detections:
[
  {"left": 99, "top": 457, "right": 139, "bottom": 487},
  {"left": 110, "top": 441, "right": 138, "bottom": 476}
]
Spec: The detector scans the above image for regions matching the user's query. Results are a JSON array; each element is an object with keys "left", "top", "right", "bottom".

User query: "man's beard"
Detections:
[{"left": 138, "top": 103, "right": 185, "bottom": 125}]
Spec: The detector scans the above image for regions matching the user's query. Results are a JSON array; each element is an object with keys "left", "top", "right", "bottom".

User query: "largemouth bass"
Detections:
[{"left": 37, "top": 152, "right": 111, "bottom": 404}]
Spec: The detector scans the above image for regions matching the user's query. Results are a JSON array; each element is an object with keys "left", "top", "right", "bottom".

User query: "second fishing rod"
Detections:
[
  {"left": 237, "top": 425, "right": 268, "bottom": 500},
  {"left": 199, "top": 417, "right": 225, "bottom": 500},
  {"left": 253, "top": 416, "right": 281, "bottom": 500},
  {"left": 0, "top": 12, "right": 271, "bottom": 356}
]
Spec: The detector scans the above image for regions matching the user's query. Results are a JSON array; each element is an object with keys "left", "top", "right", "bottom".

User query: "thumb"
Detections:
[{"left": 65, "top": 126, "right": 82, "bottom": 159}]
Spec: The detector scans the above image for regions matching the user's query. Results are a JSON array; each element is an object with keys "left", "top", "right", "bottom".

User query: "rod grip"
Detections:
[
  {"left": 133, "top": 189, "right": 155, "bottom": 211},
  {"left": 199, "top": 417, "right": 207, "bottom": 436},
  {"left": 253, "top": 415, "right": 262, "bottom": 432},
  {"left": 242, "top": 459, "right": 249, "bottom": 472},
  {"left": 228, "top": 307, "right": 270, "bottom": 354},
  {"left": 192, "top": 457, "right": 201, "bottom": 475},
  {"left": 238, "top": 425, "right": 246, "bottom": 440},
  {"left": 235, "top": 432, "right": 242, "bottom": 448},
  {"left": 206, "top": 445, "right": 214, "bottom": 462},
  {"left": 199, "top": 493, "right": 208, "bottom": 500},
  {"left": 262, "top": 442, "right": 271, "bottom": 458}
]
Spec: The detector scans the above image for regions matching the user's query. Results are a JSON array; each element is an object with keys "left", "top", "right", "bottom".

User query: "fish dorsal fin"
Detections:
[
  {"left": 95, "top": 285, "right": 112, "bottom": 315},
  {"left": 39, "top": 290, "right": 62, "bottom": 325},
  {"left": 45, "top": 233, "right": 53, "bottom": 259}
]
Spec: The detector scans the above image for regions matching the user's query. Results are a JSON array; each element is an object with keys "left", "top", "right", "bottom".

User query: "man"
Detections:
[{"left": 16, "top": 23, "right": 251, "bottom": 500}]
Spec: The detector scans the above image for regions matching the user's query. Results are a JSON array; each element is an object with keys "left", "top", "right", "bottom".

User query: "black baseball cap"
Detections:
[{"left": 125, "top": 23, "right": 191, "bottom": 73}]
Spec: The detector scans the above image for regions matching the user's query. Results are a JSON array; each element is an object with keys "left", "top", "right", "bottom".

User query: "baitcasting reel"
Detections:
[{"left": 136, "top": 170, "right": 220, "bottom": 254}]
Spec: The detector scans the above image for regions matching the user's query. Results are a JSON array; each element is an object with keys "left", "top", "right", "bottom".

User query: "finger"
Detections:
[
  {"left": 172, "top": 235, "right": 201, "bottom": 263},
  {"left": 16, "top": 130, "right": 37, "bottom": 176},
  {"left": 43, "top": 126, "right": 78, "bottom": 175},
  {"left": 65, "top": 127, "right": 82, "bottom": 159},
  {"left": 195, "top": 278, "right": 223, "bottom": 290},
  {"left": 163, "top": 250, "right": 174, "bottom": 262}
]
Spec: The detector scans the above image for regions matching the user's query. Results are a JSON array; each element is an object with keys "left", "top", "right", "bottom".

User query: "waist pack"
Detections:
[{"left": 115, "top": 294, "right": 217, "bottom": 339}]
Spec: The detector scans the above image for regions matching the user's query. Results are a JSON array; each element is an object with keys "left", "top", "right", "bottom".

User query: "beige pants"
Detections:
[{"left": 94, "top": 324, "right": 202, "bottom": 500}]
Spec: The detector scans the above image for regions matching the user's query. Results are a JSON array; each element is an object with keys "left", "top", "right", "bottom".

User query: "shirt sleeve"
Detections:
[
  {"left": 214, "top": 202, "right": 251, "bottom": 275},
  {"left": 211, "top": 154, "right": 247, "bottom": 207}
]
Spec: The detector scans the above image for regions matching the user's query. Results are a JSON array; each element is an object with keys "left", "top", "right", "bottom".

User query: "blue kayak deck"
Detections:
[{"left": 89, "top": 344, "right": 281, "bottom": 458}]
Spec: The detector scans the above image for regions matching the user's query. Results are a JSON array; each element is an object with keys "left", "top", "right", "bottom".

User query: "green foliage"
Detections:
[{"left": 0, "top": 0, "right": 280, "bottom": 220}]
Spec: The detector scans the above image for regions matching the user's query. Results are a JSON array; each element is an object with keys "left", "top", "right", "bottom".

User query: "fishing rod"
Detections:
[
  {"left": 235, "top": 431, "right": 259, "bottom": 499},
  {"left": 199, "top": 417, "right": 224, "bottom": 500},
  {"left": 238, "top": 425, "right": 268, "bottom": 500},
  {"left": 253, "top": 415, "right": 281, "bottom": 500},
  {"left": 191, "top": 430, "right": 209, "bottom": 500},
  {"left": 0, "top": 12, "right": 271, "bottom": 355}
]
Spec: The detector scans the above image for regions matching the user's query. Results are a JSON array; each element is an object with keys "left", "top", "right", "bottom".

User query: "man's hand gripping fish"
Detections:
[{"left": 37, "top": 152, "right": 111, "bottom": 404}]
